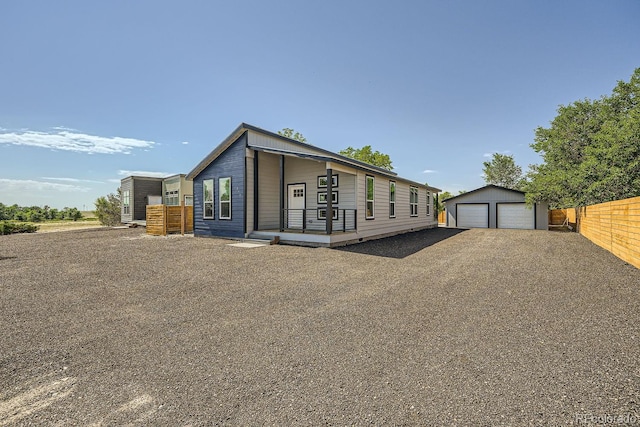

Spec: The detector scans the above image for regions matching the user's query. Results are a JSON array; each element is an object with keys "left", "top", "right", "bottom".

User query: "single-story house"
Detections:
[
  {"left": 443, "top": 184, "right": 548, "bottom": 230},
  {"left": 186, "top": 123, "right": 441, "bottom": 246},
  {"left": 121, "top": 174, "right": 193, "bottom": 224}
]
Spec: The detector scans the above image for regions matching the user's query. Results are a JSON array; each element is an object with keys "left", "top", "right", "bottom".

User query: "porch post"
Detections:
[
  {"left": 279, "top": 155, "right": 285, "bottom": 231},
  {"left": 254, "top": 153, "right": 258, "bottom": 231},
  {"left": 326, "top": 167, "right": 333, "bottom": 234}
]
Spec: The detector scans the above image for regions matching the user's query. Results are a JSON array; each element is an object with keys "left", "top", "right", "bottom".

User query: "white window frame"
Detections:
[
  {"left": 426, "top": 191, "right": 431, "bottom": 216},
  {"left": 366, "top": 175, "right": 375, "bottom": 219},
  {"left": 410, "top": 186, "right": 418, "bottom": 217},
  {"left": 122, "top": 190, "right": 130, "bottom": 214},
  {"left": 389, "top": 181, "right": 396, "bottom": 218},
  {"left": 203, "top": 179, "right": 214, "bottom": 219},
  {"left": 219, "top": 177, "right": 231, "bottom": 220}
]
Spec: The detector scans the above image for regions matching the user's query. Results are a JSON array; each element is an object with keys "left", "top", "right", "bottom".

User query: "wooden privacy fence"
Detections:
[
  {"left": 550, "top": 196, "right": 640, "bottom": 269},
  {"left": 548, "top": 208, "right": 577, "bottom": 227},
  {"left": 438, "top": 211, "right": 446, "bottom": 224},
  {"left": 146, "top": 205, "right": 193, "bottom": 236}
]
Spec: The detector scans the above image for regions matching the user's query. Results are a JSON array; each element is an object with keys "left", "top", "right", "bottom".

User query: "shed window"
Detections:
[
  {"left": 219, "top": 177, "right": 231, "bottom": 220},
  {"left": 389, "top": 181, "right": 396, "bottom": 218},
  {"left": 410, "top": 186, "right": 418, "bottom": 217},
  {"left": 122, "top": 190, "right": 130, "bottom": 214},
  {"left": 366, "top": 175, "right": 375, "bottom": 219},
  {"left": 203, "top": 179, "right": 214, "bottom": 219},
  {"left": 165, "top": 190, "right": 179, "bottom": 206}
]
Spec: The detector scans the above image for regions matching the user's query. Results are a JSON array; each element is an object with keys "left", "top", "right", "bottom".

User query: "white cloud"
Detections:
[
  {"left": 41, "top": 176, "right": 104, "bottom": 184},
  {"left": 422, "top": 169, "right": 437, "bottom": 174},
  {"left": 0, "top": 128, "right": 155, "bottom": 154},
  {"left": 483, "top": 150, "right": 511, "bottom": 158},
  {"left": 181, "top": 141, "right": 189, "bottom": 145},
  {"left": 0, "top": 178, "right": 90, "bottom": 193},
  {"left": 117, "top": 170, "right": 171, "bottom": 178}
]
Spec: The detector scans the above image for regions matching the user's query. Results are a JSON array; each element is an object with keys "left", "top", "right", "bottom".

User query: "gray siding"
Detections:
[
  {"left": 257, "top": 151, "right": 280, "bottom": 229},
  {"left": 193, "top": 134, "right": 246, "bottom": 238},
  {"left": 245, "top": 150, "right": 255, "bottom": 235},
  {"left": 248, "top": 131, "right": 322, "bottom": 156},
  {"left": 120, "top": 177, "right": 133, "bottom": 223},
  {"left": 445, "top": 186, "right": 548, "bottom": 230},
  {"left": 355, "top": 170, "right": 436, "bottom": 237}
]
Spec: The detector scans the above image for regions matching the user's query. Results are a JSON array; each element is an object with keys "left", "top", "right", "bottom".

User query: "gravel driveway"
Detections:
[{"left": 1, "top": 228, "right": 639, "bottom": 425}]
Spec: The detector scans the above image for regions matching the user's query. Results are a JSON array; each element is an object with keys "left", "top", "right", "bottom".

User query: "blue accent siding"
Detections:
[{"left": 193, "top": 133, "right": 246, "bottom": 238}]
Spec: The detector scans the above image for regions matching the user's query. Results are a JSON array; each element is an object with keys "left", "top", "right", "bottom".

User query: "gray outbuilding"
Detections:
[{"left": 443, "top": 185, "right": 548, "bottom": 230}]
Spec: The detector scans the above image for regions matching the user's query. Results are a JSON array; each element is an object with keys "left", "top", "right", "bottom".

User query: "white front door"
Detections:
[{"left": 287, "top": 184, "right": 305, "bottom": 229}]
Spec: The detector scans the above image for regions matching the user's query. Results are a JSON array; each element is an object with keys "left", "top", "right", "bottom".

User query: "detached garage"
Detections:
[{"left": 443, "top": 185, "right": 548, "bottom": 230}]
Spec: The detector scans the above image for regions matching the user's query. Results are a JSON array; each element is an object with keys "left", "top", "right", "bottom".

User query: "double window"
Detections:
[
  {"left": 410, "top": 186, "right": 418, "bottom": 217},
  {"left": 203, "top": 177, "right": 232, "bottom": 219},
  {"left": 389, "top": 181, "right": 396, "bottom": 218},
  {"left": 122, "top": 190, "right": 130, "bottom": 214},
  {"left": 219, "top": 177, "right": 231, "bottom": 219},
  {"left": 366, "top": 176, "right": 375, "bottom": 219}
]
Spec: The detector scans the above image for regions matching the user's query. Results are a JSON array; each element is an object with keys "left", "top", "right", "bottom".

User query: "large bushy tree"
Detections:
[
  {"left": 526, "top": 68, "right": 640, "bottom": 208},
  {"left": 482, "top": 153, "right": 524, "bottom": 190},
  {"left": 94, "top": 189, "right": 122, "bottom": 226}
]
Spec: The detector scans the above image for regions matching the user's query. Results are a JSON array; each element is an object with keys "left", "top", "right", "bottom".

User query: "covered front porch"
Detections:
[{"left": 247, "top": 148, "right": 358, "bottom": 244}]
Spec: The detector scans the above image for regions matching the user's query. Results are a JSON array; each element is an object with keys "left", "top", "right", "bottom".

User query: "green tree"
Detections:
[
  {"left": 527, "top": 68, "right": 640, "bottom": 207},
  {"left": 94, "top": 189, "right": 122, "bottom": 226},
  {"left": 436, "top": 191, "right": 454, "bottom": 213},
  {"left": 278, "top": 128, "right": 307, "bottom": 143},
  {"left": 339, "top": 145, "right": 393, "bottom": 170},
  {"left": 482, "top": 153, "right": 524, "bottom": 190}
]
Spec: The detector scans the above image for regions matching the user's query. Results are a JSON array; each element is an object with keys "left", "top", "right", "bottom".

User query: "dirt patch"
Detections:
[{"left": 36, "top": 221, "right": 107, "bottom": 233}]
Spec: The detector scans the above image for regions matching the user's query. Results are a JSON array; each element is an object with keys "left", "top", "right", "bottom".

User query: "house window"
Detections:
[
  {"left": 317, "top": 191, "right": 338, "bottom": 204},
  {"left": 318, "top": 175, "right": 338, "bottom": 188},
  {"left": 122, "top": 190, "right": 130, "bottom": 214},
  {"left": 366, "top": 175, "right": 375, "bottom": 219},
  {"left": 389, "top": 181, "right": 396, "bottom": 218},
  {"left": 410, "top": 186, "right": 418, "bottom": 217},
  {"left": 165, "top": 190, "right": 179, "bottom": 206},
  {"left": 203, "top": 179, "right": 214, "bottom": 219},
  {"left": 219, "top": 177, "right": 231, "bottom": 219},
  {"left": 317, "top": 208, "right": 339, "bottom": 220},
  {"left": 426, "top": 191, "right": 431, "bottom": 216}
]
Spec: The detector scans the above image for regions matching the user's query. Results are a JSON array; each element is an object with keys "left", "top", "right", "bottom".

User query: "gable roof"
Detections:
[
  {"left": 187, "top": 123, "right": 441, "bottom": 192},
  {"left": 441, "top": 184, "right": 524, "bottom": 202}
]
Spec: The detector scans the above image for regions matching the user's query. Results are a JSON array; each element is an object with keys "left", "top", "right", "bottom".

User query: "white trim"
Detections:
[
  {"left": 389, "top": 181, "right": 396, "bottom": 218},
  {"left": 219, "top": 177, "right": 231, "bottom": 220},
  {"left": 203, "top": 179, "right": 214, "bottom": 219},
  {"left": 410, "top": 186, "right": 418, "bottom": 217},
  {"left": 366, "top": 175, "right": 375, "bottom": 219}
]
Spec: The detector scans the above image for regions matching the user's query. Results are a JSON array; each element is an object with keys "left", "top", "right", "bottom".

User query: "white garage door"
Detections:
[
  {"left": 497, "top": 203, "right": 534, "bottom": 229},
  {"left": 457, "top": 204, "right": 489, "bottom": 228}
]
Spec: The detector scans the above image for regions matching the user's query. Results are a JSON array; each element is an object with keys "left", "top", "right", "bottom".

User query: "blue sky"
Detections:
[{"left": 1, "top": 0, "right": 638, "bottom": 209}]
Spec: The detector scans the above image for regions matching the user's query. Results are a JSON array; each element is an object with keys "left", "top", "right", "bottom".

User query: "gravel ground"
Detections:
[{"left": 0, "top": 227, "right": 639, "bottom": 426}]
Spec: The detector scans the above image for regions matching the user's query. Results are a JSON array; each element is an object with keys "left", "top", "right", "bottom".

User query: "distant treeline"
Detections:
[{"left": 0, "top": 203, "right": 83, "bottom": 222}]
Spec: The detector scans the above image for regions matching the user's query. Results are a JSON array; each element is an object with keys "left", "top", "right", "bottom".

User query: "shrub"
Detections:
[{"left": 0, "top": 221, "right": 40, "bottom": 235}]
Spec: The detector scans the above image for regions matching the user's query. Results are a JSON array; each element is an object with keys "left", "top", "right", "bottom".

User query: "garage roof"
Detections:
[{"left": 442, "top": 184, "right": 524, "bottom": 202}]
